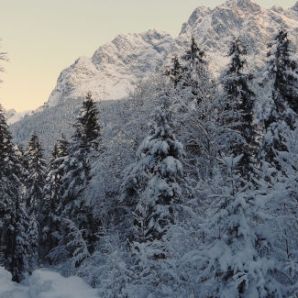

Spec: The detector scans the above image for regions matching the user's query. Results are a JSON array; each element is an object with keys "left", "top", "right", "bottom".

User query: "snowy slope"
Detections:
[
  {"left": 0, "top": 267, "right": 98, "bottom": 298},
  {"left": 47, "top": 29, "right": 175, "bottom": 106}
]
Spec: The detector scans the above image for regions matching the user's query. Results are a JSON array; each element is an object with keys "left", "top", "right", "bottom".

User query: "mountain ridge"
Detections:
[
  {"left": 47, "top": 29, "right": 175, "bottom": 107},
  {"left": 44, "top": 0, "right": 298, "bottom": 109},
  {"left": 11, "top": 0, "right": 298, "bottom": 143}
]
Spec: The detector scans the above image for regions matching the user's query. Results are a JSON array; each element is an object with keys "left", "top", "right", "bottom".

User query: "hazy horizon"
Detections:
[{"left": 0, "top": 0, "right": 296, "bottom": 112}]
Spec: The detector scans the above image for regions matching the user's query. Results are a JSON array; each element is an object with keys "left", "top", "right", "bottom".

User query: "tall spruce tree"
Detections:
[
  {"left": 8, "top": 196, "right": 38, "bottom": 282},
  {"left": 261, "top": 30, "right": 298, "bottom": 175},
  {"left": 196, "top": 187, "right": 277, "bottom": 296},
  {"left": 165, "top": 37, "right": 211, "bottom": 106},
  {"left": 56, "top": 93, "right": 101, "bottom": 261},
  {"left": 75, "top": 91, "right": 101, "bottom": 151},
  {"left": 266, "top": 30, "right": 298, "bottom": 118},
  {"left": 220, "top": 38, "right": 259, "bottom": 184},
  {"left": 0, "top": 105, "right": 16, "bottom": 237},
  {"left": 180, "top": 37, "right": 211, "bottom": 105},
  {"left": 25, "top": 134, "right": 46, "bottom": 215},
  {"left": 122, "top": 96, "right": 184, "bottom": 258},
  {"left": 0, "top": 105, "right": 37, "bottom": 282},
  {"left": 166, "top": 55, "right": 183, "bottom": 89},
  {"left": 0, "top": 54, "right": 36, "bottom": 282}
]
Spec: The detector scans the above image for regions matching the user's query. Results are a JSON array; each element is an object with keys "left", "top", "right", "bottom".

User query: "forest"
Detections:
[{"left": 0, "top": 29, "right": 298, "bottom": 297}]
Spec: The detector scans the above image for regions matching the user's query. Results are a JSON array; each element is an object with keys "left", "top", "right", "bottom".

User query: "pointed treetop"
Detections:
[
  {"left": 226, "top": 38, "right": 248, "bottom": 75},
  {"left": 73, "top": 92, "right": 100, "bottom": 150},
  {"left": 182, "top": 37, "right": 206, "bottom": 64},
  {"left": 27, "top": 134, "right": 43, "bottom": 156}
]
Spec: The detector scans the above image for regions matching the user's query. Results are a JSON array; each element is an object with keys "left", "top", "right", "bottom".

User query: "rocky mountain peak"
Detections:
[
  {"left": 46, "top": 1, "right": 298, "bottom": 109},
  {"left": 225, "top": 0, "right": 261, "bottom": 12},
  {"left": 47, "top": 30, "right": 174, "bottom": 106}
]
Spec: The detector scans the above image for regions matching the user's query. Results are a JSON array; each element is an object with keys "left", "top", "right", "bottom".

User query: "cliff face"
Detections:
[
  {"left": 47, "top": 30, "right": 175, "bottom": 106},
  {"left": 45, "top": 0, "right": 298, "bottom": 107}
]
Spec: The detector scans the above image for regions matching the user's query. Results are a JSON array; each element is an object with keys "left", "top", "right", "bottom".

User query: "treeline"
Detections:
[{"left": 0, "top": 93, "right": 101, "bottom": 281}]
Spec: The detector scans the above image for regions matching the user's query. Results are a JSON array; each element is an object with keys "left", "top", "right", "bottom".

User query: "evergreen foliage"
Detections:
[
  {"left": 180, "top": 37, "right": 211, "bottom": 104},
  {"left": 53, "top": 94, "right": 101, "bottom": 263},
  {"left": 0, "top": 106, "right": 37, "bottom": 282},
  {"left": 261, "top": 30, "right": 298, "bottom": 176},
  {"left": 166, "top": 55, "right": 183, "bottom": 89},
  {"left": 123, "top": 95, "right": 184, "bottom": 259},
  {"left": 41, "top": 136, "right": 69, "bottom": 261},
  {"left": 220, "top": 39, "right": 259, "bottom": 184},
  {"left": 25, "top": 134, "right": 46, "bottom": 215}
]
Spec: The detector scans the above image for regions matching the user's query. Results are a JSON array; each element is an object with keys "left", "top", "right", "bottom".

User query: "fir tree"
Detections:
[
  {"left": 165, "top": 55, "right": 183, "bottom": 89},
  {"left": 7, "top": 197, "right": 30, "bottom": 282},
  {"left": 0, "top": 105, "right": 16, "bottom": 227},
  {"left": 0, "top": 105, "right": 36, "bottom": 282},
  {"left": 75, "top": 91, "right": 101, "bottom": 151},
  {"left": 261, "top": 30, "right": 298, "bottom": 175},
  {"left": 180, "top": 37, "right": 211, "bottom": 105},
  {"left": 0, "top": 105, "right": 21, "bottom": 261},
  {"left": 266, "top": 30, "right": 298, "bottom": 118},
  {"left": 9, "top": 205, "right": 38, "bottom": 283},
  {"left": 220, "top": 38, "right": 259, "bottom": 184},
  {"left": 25, "top": 134, "right": 46, "bottom": 215},
  {"left": 123, "top": 97, "right": 184, "bottom": 258},
  {"left": 62, "top": 218, "right": 90, "bottom": 268},
  {"left": 41, "top": 136, "right": 69, "bottom": 261},
  {"left": 56, "top": 94, "right": 101, "bottom": 262},
  {"left": 197, "top": 188, "right": 277, "bottom": 297}
]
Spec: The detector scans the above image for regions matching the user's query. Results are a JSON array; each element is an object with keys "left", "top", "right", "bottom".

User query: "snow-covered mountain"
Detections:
[
  {"left": 45, "top": 0, "right": 298, "bottom": 108},
  {"left": 178, "top": 0, "right": 298, "bottom": 73},
  {"left": 11, "top": 0, "right": 298, "bottom": 149},
  {"left": 47, "top": 30, "right": 175, "bottom": 106}
]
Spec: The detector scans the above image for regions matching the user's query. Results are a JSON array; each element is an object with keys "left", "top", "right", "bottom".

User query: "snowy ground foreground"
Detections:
[{"left": 0, "top": 267, "right": 99, "bottom": 298}]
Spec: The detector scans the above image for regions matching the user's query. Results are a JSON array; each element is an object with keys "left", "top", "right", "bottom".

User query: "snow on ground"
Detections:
[{"left": 0, "top": 267, "right": 99, "bottom": 298}]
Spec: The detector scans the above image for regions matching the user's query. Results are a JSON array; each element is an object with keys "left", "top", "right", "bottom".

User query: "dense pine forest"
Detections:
[{"left": 1, "top": 29, "right": 298, "bottom": 297}]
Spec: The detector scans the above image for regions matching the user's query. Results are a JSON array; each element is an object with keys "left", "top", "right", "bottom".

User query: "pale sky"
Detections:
[{"left": 0, "top": 0, "right": 296, "bottom": 112}]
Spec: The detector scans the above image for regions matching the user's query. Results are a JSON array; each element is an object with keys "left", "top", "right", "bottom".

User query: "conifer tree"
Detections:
[
  {"left": 0, "top": 105, "right": 16, "bottom": 225},
  {"left": 41, "top": 136, "right": 69, "bottom": 261},
  {"left": 266, "top": 30, "right": 298, "bottom": 118},
  {"left": 197, "top": 188, "right": 277, "bottom": 297},
  {"left": 57, "top": 93, "right": 101, "bottom": 260},
  {"left": 261, "top": 30, "right": 298, "bottom": 174},
  {"left": 14, "top": 145, "right": 29, "bottom": 182},
  {"left": 0, "top": 105, "right": 37, "bottom": 282},
  {"left": 220, "top": 38, "right": 259, "bottom": 184},
  {"left": 166, "top": 55, "right": 183, "bottom": 89},
  {"left": 123, "top": 96, "right": 184, "bottom": 258},
  {"left": 25, "top": 134, "right": 46, "bottom": 215},
  {"left": 0, "top": 105, "right": 21, "bottom": 261},
  {"left": 75, "top": 91, "right": 101, "bottom": 151},
  {"left": 180, "top": 37, "right": 211, "bottom": 105},
  {"left": 8, "top": 200, "right": 38, "bottom": 283}
]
